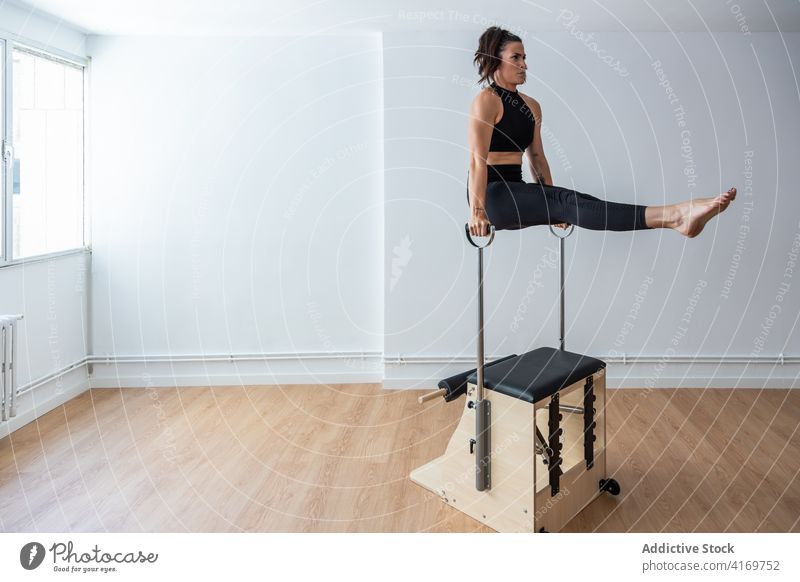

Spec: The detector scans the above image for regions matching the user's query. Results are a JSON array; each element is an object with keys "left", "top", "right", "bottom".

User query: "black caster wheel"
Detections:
[
  {"left": 538, "top": 527, "right": 549, "bottom": 533},
  {"left": 599, "top": 478, "right": 621, "bottom": 495}
]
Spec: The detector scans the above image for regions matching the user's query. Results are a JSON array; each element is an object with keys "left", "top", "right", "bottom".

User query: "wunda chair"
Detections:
[{"left": 411, "top": 223, "right": 620, "bottom": 533}]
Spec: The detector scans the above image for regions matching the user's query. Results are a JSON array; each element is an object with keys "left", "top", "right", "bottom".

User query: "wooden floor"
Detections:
[{"left": 1, "top": 384, "right": 799, "bottom": 532}]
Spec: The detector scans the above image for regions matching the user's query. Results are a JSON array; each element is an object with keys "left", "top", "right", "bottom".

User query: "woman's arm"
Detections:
[
  {"left": 526, "top": 98, "right": 568, "bottom": 229},
  {"left": 467, "top": 91, "right": 498, "bottom": 216},
  {"left": 525, "top": 98, "right": 553, "bottom": 185}
]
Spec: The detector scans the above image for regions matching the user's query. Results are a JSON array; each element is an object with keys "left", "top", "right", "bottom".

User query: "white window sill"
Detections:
[{"left": 0, "top": 247, "right": 91, "bottom": 269}]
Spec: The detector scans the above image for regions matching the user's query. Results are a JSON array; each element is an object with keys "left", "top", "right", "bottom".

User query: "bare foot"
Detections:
[{"left": 674, "top": 188, "right": 737, "bottom": 238}]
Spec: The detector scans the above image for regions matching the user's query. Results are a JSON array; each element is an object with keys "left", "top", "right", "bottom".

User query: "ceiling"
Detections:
[{"left": 7, "top": 0, "right": 800, "bottom": 36}]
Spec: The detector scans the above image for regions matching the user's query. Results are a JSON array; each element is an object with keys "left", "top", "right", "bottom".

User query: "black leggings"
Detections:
[{"left": 468, "top": 171, "right": 652, "bottom": 232}]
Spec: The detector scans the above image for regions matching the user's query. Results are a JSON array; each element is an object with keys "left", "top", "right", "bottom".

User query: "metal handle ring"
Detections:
[
  {"left": 548, "top": 223, "right": 575, "bottom": 238},
  {"left": 464, "top": 223, "right": 496, "bottom": 248}
]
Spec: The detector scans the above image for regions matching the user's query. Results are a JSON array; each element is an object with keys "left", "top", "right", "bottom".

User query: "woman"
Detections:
[{"left": 467, "top": 26, "right": 736, "bottom": 238}]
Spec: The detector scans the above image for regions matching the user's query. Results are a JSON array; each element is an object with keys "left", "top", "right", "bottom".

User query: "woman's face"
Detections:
[{"left": 496, "top": 41, "right": 527, "bottom": 85}]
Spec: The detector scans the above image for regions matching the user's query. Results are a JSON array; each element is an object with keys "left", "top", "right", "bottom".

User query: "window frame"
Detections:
[{"left": 1, "top": 34, "right": 90, "bottom": 268}]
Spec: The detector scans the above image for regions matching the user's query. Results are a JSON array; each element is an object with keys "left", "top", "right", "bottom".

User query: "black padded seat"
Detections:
[
  {"left": 466, "top": 347, "right": 606, "bottom": 404},
  {"left": 438, "top": 354, "right": 518, "bottom": 402}
]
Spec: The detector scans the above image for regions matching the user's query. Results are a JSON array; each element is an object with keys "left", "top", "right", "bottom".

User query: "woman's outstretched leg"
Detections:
[
  {"left": 547, "top": 186, "right": 652, "bottom": 231},
  {"left": 483, "top": 181, "right": 737, "bottom": 236},
  {"left": 548, "top": 185, "right": 737, "bottom": 237}
]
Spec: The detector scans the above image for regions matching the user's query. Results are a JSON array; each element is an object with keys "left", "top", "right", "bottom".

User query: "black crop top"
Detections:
[{"left": 488, "top": 81, "right": 535, "bottom": 152}]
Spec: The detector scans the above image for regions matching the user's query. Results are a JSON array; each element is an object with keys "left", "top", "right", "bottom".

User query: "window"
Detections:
[{"left": 2, "top": 41, "right": 86, "bottom": 262}]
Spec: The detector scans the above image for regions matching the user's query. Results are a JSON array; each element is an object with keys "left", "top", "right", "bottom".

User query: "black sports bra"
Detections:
[{"left": 488, "top": 81, "right": 535, "bottom": 152}]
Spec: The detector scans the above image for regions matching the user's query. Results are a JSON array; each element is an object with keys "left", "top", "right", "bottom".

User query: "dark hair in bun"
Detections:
[{"left": 473, "top": 26, "right": 522, "bottom": 86}]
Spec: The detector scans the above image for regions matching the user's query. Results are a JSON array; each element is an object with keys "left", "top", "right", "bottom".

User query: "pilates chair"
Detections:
[{"left": 411, "top": 222, "right": 621, "bottom": 533}]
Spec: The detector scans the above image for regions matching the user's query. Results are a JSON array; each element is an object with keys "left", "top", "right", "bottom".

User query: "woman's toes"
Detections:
[{"left": 719, "top": 188, "right": 736, "bottom": 205}]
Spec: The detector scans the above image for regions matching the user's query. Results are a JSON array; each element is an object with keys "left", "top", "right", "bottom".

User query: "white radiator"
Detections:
[{"left": 1, "top": 314, "right": 24, "bottom": 422}]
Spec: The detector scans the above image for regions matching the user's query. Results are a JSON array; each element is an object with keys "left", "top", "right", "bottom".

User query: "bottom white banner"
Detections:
[{"left": 2, "top": 532, "right": 798, "bottom": 581}]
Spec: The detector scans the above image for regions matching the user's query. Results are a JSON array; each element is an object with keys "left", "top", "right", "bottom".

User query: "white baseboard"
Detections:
[
  {"left": 383, "top": 376, "right": 800, "bottom": 390},
  {"left": 87, "top": 351, "right": 384, "bottom": 388},
  {"left": 382, "top": 355, "right": 800, "bottom": 390},
  {"left": 2, "top": 351, "right": 796, "bottom": 441}
]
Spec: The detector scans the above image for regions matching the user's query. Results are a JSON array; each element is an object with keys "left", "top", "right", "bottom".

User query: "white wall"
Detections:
[
  {"left": 383, "top": 31, "right": 800, "bottom": 389},
  {"left": 87, "top": 34, "right": 384, "bottom": 387},
  {"left": 0, "top": 2, "right": 90, "bottom": 438},
  {"left": 4, "top": 15, "right": 797, "bottom": 405}
]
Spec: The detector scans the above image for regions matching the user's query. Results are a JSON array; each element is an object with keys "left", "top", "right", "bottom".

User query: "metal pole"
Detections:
[
  {"left": 560, "top": 235, "right": 565, "bottom": 351},
  {"left": 549, "top": 224, "right": 574, "bottom": 351},
  {"left": 477, "top": 246, "right": 485, "bottom": 401},
  {"left": 465, "top": 223, "right": 495, "bottom": 492}
]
